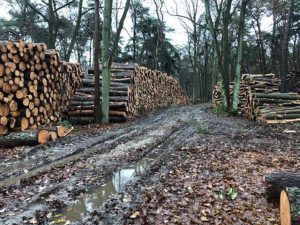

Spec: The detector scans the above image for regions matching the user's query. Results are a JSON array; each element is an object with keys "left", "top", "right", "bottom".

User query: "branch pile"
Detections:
[
  {"left": 0, "top": 40, "right": 84, "bottom": 135},
  {"left": 213, "top": 73, "right": 300, "bottom": 124},
  {"left": 68, "top": 63, "right": 190, "bottom": 122}
]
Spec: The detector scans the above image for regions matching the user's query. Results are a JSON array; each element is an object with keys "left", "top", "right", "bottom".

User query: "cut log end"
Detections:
[
  {"left": 56, "top": 125, "right": 65, "bottom": 137},
  {"left": 0, "top": 125, "right": 8, "bottom": 135},
  {"left": 281, "top": 190, "right": 292, "bottom": 225},
  {"left": 37, "top": 129, "right": 50, "bottom": 144}
]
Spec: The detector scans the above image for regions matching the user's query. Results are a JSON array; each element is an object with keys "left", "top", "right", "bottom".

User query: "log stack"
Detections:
[
  {"left": 212, "top": 73, "right": 300, "bottom": 124},
  {"left": 68, "top": 63, "right": 190, "bottom": 123},
  {"left": 242, "top": 74, "right": 300, "bottom": 124},
  {"left": 212, "top": 82, "right": 247, "bottom": 114},
  {"left": 0, "top": 40, "right": 84, "bottom": 135}
]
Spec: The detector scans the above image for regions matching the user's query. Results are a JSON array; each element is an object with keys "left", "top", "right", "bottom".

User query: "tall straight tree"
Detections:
[
  {"left": 65, "top": 0, "right": 84, "bottom": 61},
  {"left": 280, "top": 0, "right": 294, "bottom": 92},
  {"left": 101, "top": 0, "right": 113, "bottom": 123},
  {"left": 102, "top": 0, "right": 131, "bottom": 123},
  {"left": 231, "top": 0, "right": 248, "bottom": 113},
  {"left": 221, "top": 0, "right": 232, "bottom": 110},
  {"left": 168, "top": 0, "right": 202, "bottom": 103},
  {"left": 94, "top": 0, "right": 102, "bottom": 123},
  {"left": 205, "top": 0, "right": 232, "bottom": 111}
]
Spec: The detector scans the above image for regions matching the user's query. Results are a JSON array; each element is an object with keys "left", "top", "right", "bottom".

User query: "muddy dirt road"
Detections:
[{"left": 0, "top": 104, "right": 299, "bottom": 225}]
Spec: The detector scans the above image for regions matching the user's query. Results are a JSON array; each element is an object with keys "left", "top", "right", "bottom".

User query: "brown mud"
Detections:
[{"left": 0, "top": 104, "right": 299, "bottom": 224}]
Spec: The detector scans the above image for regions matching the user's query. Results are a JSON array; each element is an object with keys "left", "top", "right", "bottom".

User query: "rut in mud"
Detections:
[
  {"left": 0, "top": 104, "right": 204, "bottom": 224},
  {"left": 0, "top": 104, "right": 299, "bottom": 225}
]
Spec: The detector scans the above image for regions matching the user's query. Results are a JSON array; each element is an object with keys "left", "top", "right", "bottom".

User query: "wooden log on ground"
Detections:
[
  {"left": 68, "top": 116, "right": 126, "bottom": 124},
  {"left": 0, "top": 126, "right": 65, "bottom": 147},
  {"left": 280, "top": 188, "right": 300, "bottom": 225},
  {"left": 266, "top": 172, "right": 300, "bottom": 203}
]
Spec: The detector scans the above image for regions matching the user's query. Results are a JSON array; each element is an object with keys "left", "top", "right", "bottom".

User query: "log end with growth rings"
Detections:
[{"left": 280, "top": 190, "right": 292, "bottom": 225}]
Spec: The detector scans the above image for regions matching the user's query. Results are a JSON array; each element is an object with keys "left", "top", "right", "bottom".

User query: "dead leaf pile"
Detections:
[{"left": 124, "top": 143, "right": 300, "bottom": 224}]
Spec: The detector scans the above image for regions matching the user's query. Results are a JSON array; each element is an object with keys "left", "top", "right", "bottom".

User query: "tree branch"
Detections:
[
  {"left": 54, "top": 0, "right": 76, "bottom": 13},
  {"left": 25, "top": 0, "right": 49, "bottom": 22},
  {"left": 109, "top": 0, "right": 131, "bottom": 66}
]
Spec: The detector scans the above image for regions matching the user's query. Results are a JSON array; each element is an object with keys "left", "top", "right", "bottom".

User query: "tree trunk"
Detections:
[
  {"left": 280, "top": 0, "right": 294, "bottom": 92},
  {"left": 102, "top": 0, "right": 130, "bottom": 123},
  {"left": 101, "top": 0, "right": 113, "bottom": 124},
  {"left": 94, "top": 0, "right": 102, "bottom": 123},
  {"left": 48, "top": 0, "right": 55, "bottom": 49},
  {"left": 65, "top": 0, "right": 83, "bottom": 61},
  {"left": 271, "top": 0, "right": 277, "bottom": 73},
  {"left": 221, "top": 0, "right": 233, "bottom": 110},
  {"left": 231, "top": 0, "right": 248, "bottom": 113}
]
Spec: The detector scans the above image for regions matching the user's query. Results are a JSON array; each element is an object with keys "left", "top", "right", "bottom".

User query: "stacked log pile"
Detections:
[
  {"left": 212, "top": 82, "right": 247, "bottom": 114},
  {"left": 129, "top": 67, "right": 190, "bottom": 116},
  {"left": 243, "top": 74, "right": 300, "bottom": 124},
  {"left": 68, "top": 63, "right": 190, "bottom": 122},
  {"left": 0, "top": 40, "right": 83, "bottom": 135},
  {"left": 213, "top": 73, "right": 300, "bottom": 124}
]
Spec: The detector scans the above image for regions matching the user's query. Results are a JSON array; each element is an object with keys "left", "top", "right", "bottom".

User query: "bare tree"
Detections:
[{"left": 166, "top": 0, "right": 202, "bottom": 103}]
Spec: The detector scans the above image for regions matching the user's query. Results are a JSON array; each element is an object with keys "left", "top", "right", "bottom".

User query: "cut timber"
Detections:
[
  {"left": 280, "top": 190, "right": 292, "bottom": 225},
  {"left": 0, "top": 104, "right": 9, "bottom": 116},
  {"left": 0, "top": 125, "right": 66, "bottom": 147},
  {"left": 0, "top": 40, "right": 84, "bottom": 133},
  {"left": 70, "top": 64, "right": 190, "bottom": 122},
  {"left": 280, "top": 188, "right": 300, "bottom": 225},
  {"left": 266, "top": 172, "right": 300, "bottom": 203},
  {"left": 68, "top": 116, "right": 126, "bottom": 124},
  {"left": 0, "top": 125, "right": 8, "bottom": 135},
  {"left": 37, "top": 129, "right": 50, "bottom": 144}
]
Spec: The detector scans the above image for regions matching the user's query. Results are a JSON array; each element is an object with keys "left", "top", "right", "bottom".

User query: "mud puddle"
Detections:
[{"left": 50, "top": 151, "right": 158, "bottom": 224}]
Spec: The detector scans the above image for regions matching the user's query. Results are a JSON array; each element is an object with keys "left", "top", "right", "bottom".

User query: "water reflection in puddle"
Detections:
[{"left": 51, "top": 156, "right": 155, "bottom": 224}]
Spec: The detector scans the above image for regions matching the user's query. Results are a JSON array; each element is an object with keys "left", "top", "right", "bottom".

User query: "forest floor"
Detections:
[{"left": 0, "top": 104, "right": 300, "bottom": 225}]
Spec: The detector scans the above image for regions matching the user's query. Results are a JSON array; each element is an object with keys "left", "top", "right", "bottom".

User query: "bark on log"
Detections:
[
  {"left": 265, "top": 172, "right": 300, "bottom": 203},
  {"left": 280, "top": 188, "right": 300, "bottom": 225},
  {"left": 0, "top": 125, "right": 66, "bottom": 147}
]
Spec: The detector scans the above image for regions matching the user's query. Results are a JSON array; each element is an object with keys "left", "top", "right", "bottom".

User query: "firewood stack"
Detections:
[
  {"left": 242, "top": 74, "right": 281, "bottom": 119},
  {"left": 212, "top": 73, "right": 300, "bottom": 124},
  {"left": 68, "top": 63, "right": 190, "bottom": 122},
  {"left": 129, "top": 66, "right": 190, "bottom": 116},
  {"left": 0, "top": 40, "right": 83, "bottom": 135},
  {"left": 212, "top": 82, "right": 246, "bottom": 113}
]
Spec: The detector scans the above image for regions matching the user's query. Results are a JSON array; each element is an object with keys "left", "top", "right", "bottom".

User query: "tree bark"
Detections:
[
  {"left": 265, "top": 172, "right": 300, "bottom": 203},
  {"left": 101, "top": 0, "right": 113, "bottom": 124},
  {"left": 231, "top": 0, "right": 248, "bottom": 113},
  {"left": 221, "top": 0, "right": 233, "bottom": 110},
  {"left": 102, "top": 0, "right": 130, "bottom": 123},
  {"left": 94, "top": 0, "right": 102, "bottom": 123},
  {"left": 65, "top": 0, "right": 84, "bottom": 61},
  {"left": 280, "top": 0, "right": 294, "bottom": 92}
]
